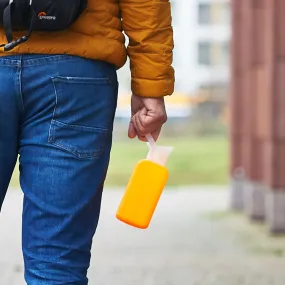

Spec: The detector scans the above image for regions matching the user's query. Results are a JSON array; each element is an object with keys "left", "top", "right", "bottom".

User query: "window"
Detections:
[
  {"left": 198, "top": 42, "right": 211, "bottom": 65},
  {"left": 198, "top": 2, "right": 231, "bottom": 25},
  {"left": 220, "top": 3, "right": 231, "bottom": 25},
  {"left": 221, "top": 42, "right": 229, "bottom": 64},
  {"left": 198, "top": 41, "right": 230, "bottom": 66},
  {"left": 212, "top": 2, "right": 231, "bottom": 25},
  {"left": 198, "top": 3, "right": 211, "bottom": 25}
]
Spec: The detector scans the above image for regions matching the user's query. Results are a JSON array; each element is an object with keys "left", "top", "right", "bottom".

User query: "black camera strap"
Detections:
[
  {"left": 0, "top": 0, "right": 87, "bottom": 51},
  {"left": 0, "top": 0, "right": 35, "bottom": 51}
]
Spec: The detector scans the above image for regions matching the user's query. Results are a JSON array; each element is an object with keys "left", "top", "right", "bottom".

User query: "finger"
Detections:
[
  {"left": 151, "top": 127, "right": 162, "bottom": 141},
  {"left": 138, "top": 115, "right": 160, "bottom": 134},
  {"left": 133, "top": 107, "right": 166, "bottom": 138},
  {"left": 142, "top": 111, "right": 168, "bottom": 127},
  {"left": 128, "top": 121, "right": 137, "bottom": 139},
  {"left": 133, "top": 115, "right": 146, "bottom": 136},
  {"left": 139, "top": 107, "right": 167, "bottom": 131},
  {"left": 137, "top": 135, "right": 147, "bottom": 142},
  {"left": 136, "top": 109, "right": 163, "bottom": 136},
  {"left": 133, "top": 110, "right": 149, "bottom": 136}
]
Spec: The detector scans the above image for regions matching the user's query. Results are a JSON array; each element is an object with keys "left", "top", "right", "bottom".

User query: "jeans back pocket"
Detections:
[{"left": 49, "top": 76, "right": 117, "bottom": 159}]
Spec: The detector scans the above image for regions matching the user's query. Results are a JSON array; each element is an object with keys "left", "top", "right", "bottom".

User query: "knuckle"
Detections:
[
  {"left": 157, "top": 112, "right": 167, "bottom": 123},
  {"left": 140, "top": 129, "right": 148, "bottom": 135},
  {"left": 137, "top": 125, "right": 147, "bottom": 134},
  {"left": 141, "top": 120, "right": 152, "bottom": 131},
  {"left": 140, "top": 120, "right": 148, "bottom": 128}
]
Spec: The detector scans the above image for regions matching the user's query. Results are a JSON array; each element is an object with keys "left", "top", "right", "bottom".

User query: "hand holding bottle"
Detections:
[{"left": 128, "top": 94, "right": 167, "bottom": 142}]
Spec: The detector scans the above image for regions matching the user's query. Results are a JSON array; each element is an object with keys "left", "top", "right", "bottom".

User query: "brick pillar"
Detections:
[
  {"left": 230, "top": 0, "right": 266, "bottom": 216},
  {"left": 242, "top": 0, "right": 266, "bottom": 220},
  {"left": 263, "top": 0, "right": 285, "bottom": 232},
  {"left": 231, "top": 0, "right": 285, "bottom": 231},
  {"left": 229, "top": 0, "right": 246, "bottom": 210}
]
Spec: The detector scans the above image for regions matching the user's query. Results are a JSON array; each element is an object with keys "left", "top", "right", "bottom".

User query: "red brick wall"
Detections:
[{"left": 230, "top": 0, "right": 285, "bottom": 188}]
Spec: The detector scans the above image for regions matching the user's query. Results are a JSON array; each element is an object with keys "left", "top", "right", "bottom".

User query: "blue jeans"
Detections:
[{"left": 0, "top": 54, "right": 118, "bottom": 284}]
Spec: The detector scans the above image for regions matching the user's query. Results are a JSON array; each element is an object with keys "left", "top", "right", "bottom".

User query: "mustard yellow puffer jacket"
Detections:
[{"left": 0, "top": 0, "right": 174, "bottom": 97}]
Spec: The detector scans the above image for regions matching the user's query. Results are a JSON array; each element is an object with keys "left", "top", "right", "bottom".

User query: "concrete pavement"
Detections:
[{"left": 1, "top": 187, "right": 285, "bottom": 285}]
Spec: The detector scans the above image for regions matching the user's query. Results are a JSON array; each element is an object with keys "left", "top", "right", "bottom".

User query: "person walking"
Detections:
[{"left": 0, "top": 0, "right": 174, "bottom": 283}]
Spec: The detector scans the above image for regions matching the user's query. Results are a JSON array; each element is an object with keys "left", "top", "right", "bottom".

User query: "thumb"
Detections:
[{"left": 128, "top": 120, "right": 137, "bottom": 139}]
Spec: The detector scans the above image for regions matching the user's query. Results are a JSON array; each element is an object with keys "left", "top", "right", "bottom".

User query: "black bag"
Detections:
[{"left": 0, "top": 0, "right": 87, "bottom": 51}]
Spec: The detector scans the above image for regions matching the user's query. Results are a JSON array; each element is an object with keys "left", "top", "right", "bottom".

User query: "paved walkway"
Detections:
[{"left": 1, "top": 187, "right": 285, "bottom": 285}]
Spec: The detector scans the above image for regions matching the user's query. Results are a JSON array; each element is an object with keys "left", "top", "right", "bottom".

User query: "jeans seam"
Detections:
[
  {"left": 51, "top": 119, "right": 108, "bottom": 133},
  {"left": 14, "top": 59, "right": 25, "bottom": 114},
  {"left": 24, "top": 55, "right": 82, "bottom": 67},
  {"left": 19, "top": 58, "right": 25, "bottom": 113},
  {"left": 48, "top": 121, "right": 106, "bottom": 159},
  {"left": 50, "top": 139, "right": 103, "bottom": 159},
  {"left": 52, "top": 76, "right": 112, "bottom": 85},
  {"left": 48, "top": 78, "right": 59, "bottom": 144}
]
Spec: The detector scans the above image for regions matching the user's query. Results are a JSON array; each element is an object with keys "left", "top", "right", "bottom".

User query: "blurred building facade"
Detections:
[
  {"left": 116, "top": 0, "right": 231, "bottom": 118},
  {"left": 172, "top": 0, "right": 231, "bottom": 94}
]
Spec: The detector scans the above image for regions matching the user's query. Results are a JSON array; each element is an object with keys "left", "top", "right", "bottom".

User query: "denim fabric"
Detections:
[{"left": 0, "top": 54, "right": 118, "bottom": 284}]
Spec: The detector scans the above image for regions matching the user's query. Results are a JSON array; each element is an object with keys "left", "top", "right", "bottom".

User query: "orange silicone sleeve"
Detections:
[{"left": 116, "top": 159, "right": 169, "bottom": 229}]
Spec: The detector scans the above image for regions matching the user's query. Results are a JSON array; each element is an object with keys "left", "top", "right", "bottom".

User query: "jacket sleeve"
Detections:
[{"left": 119, "top": 0, "right": 175, "bottom": 97}]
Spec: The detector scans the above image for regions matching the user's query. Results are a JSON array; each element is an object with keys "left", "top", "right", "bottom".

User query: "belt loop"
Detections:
[{"left": 20, "top": 54, "right": 23, "bottom": 67}]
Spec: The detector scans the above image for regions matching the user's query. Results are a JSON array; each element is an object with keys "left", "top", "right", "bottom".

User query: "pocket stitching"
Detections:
[
  {"left": 49, "top": 123, "right": 107, "bottom": 159},
  {"left": 51, "top": 119, "right": 108, "bottom": 133},
  {"left": 51, "top": 76, "right": 113, "bottom": 128},
  {"left": 48, "top": 77, "right": 111, "bottom": 159},
  {"left": 51, "top": 76, "right": 112, "bottom": 85}
]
